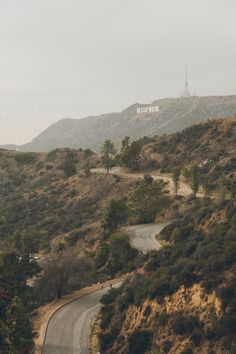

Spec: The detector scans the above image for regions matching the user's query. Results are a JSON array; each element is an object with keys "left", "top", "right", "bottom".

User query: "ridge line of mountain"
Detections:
[{"left": 1, "top": 94, "right": 236, "bottom": 153}]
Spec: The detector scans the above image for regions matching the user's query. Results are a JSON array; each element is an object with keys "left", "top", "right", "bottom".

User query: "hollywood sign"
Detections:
[{"left": 137, "top": 106, "right": 159, "bottom": 114}]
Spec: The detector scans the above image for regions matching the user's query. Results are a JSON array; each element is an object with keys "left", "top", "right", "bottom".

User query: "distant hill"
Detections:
[{"left": 2, "top": 95, "right": 236, "bottom": 152}]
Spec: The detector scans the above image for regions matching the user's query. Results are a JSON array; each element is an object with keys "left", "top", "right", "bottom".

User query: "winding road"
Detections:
[
  {"left": 41, "top": 167, "right": 205, "bottom": 353},
  {"left": 41, "top": 223, "right": 167, "bottom": 354},
  {"left": 125, "top": 222, "right": 169, "bottom": 254},
  {"left": 91, "top": 167, "right": 194, "bottom": 196}
]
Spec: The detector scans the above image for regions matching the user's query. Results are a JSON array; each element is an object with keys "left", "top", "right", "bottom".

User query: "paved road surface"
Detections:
[
  {"left": 42, "top": 222, "right": 168, "bottom": 354},
  {"left": 125, "top": 222, "right": 169, "bottom": 254},
  {"left": 42, "top": 284, "right": 120, "bottom": 354}
]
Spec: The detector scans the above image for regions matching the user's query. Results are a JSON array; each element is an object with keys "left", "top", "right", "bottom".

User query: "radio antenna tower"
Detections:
[{"left": 183, "top": 66, "right": 191, "bottom": 97}]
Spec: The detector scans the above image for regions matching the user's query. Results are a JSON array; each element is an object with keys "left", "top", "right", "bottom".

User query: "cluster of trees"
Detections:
[
  {"left": 0, "top": 251, "right": 40, "bottom": 353},
  {"left": 118, "top": 137, "right": 143, "bottom": 171},
  {"left": 182, "top": 165, "right": 201, "bottom": 198},
  {"left": 100, "top": 137, "right": 145, "bottom": 173},
  {"left": 95, "top": 232, "right": 138, "bottom": 276},
  {"left": 103, "top": 175, "right": 170, "bottom": 230},
  {"left": 59, "top": 150, "right": 78, "bottom": 178},
  {"left": 103, "top": 200, "right": 130, "bottom": 232},
  {"left": 171, "top": 163, "right": 236, "bottom": 201},
  {"left": 99, "top": 139, "right": 201, "bottom": 199},
  {"left": 131, "top": 175, "right": 170, "bottom": 223},
  {"left": 173, "top": 164, "right": 209, "bottom": 199},
  {"left": 183, "top": 165, "right": 236, "bottom": 200},
  {"left": 100, "top": 138, "right": 236, "bottom": 202}
]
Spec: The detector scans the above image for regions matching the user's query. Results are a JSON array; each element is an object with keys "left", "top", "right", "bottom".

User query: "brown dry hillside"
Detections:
[
  {"left": 140, "top": 116, "right": 236, "bottom": 185},
  {"left": 0, "top": 148, "right": 136, "bottom": 252}
]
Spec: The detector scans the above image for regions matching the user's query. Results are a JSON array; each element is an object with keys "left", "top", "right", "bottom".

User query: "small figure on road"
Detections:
[
  {"left": 110, "top": 283, "right": 112, "bottom": 289},
  {"left": 101, "top": 285, "right": 103, "bottom": 290}
]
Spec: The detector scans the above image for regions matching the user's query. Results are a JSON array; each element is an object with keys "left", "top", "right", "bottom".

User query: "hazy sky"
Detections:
[{"left": 0, "top": 0, "right": 235, "bottom": 144}]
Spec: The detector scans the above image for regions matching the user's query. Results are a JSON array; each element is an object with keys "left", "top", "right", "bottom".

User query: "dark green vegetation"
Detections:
[
  {"left": 102, "top": 176, "right": 171, "bottom": 229},
  {"left": 183, "top": 164, "right": 201, "bottom": 198},
  {"left": 172, "top": 167, "right": 181, "bottom": 197},
  {"left": 0, "top": 252, "right": 39, "bottom": 353},
  {"left": 99, "top": 199, "right": 236, "bottom": 353},
  {"left": 117, "top": 136, "right": 146, "bottom": 171},
  {"left": 103, "top": 200, "right": 130, "bottom": 232},
  {"left": 101, "top": 140, "right": 117, "bottom": 174},
  {"left": 95, "top": 232, "right": 140, "bottom": 277},
  {"left": 130, "top": 176, "right": 170, "bottom": 223},
  {"left": 58, "top": 150, "right": 78, "bottom": 178}
]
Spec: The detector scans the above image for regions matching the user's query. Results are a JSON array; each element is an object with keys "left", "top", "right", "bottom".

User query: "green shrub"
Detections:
[
  {"left": 103, "top": 199, "right": 130, "bottom": 231},
  {"left": 100, "top": 305, "right": 114, "bottom": 329},
  {"left": 101, "top": 288, "right": 119, "bottom": 306},
  {"left": 99, "top": 325, "right": 120, "bottom": 351},
  {"left": 180, "top": 349, "right": 194, "bottom": 354},
  {"left": 172, "top": 313, "right": 201, "bottom": 335},
  {"left": 99, "top": 332, "right": 114, "bottom": 351},
  {"left": 59, "top": 157, "right": 77, "bottom": 178},
  {"left": 15, "top": 153, "right": 37, "bottom": 165},
  {"left": 127, "top": 330, "right": 152, "bottom": 354},
  {"left": 162, "top": 340, "right": 172, "bottom": 353},
  {"left": 217, "top": 314, "right": 236, "bottom": 337}
]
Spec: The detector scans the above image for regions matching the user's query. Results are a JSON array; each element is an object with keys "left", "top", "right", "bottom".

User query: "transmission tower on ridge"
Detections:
[{"left": 183, "top": 66, "right": 191, "bottom": 97}]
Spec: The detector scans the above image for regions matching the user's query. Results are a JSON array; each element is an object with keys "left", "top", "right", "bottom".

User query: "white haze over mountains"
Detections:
[{"left": 0, "top": 0, "right": 235, "bottom": 144}]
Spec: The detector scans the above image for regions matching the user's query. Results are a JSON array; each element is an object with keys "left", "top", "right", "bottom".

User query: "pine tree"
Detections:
[{"left": 101, "top": 140, "right": 116, "bottom": 173}]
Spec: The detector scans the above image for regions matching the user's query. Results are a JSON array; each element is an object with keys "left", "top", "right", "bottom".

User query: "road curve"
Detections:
[
  {"left": 91, "top": 167, "right": 193, "bottom": 196},
  {"left": 42, "top": 222, "right": 167, "bottom": 354},
  {"left": 42, "top": 284, "right": 120, "bottom": 354},
  {"left": 125, "top": 222, "right": 169, "bottom": 254}
]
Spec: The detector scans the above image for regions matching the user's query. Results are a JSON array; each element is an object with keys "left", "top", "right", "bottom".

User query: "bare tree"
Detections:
[{"left": 35, "top": 249, "right": 91, "bottom": 301}]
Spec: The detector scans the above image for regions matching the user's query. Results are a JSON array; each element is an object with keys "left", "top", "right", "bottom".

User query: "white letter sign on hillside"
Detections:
[{"left": 137, "top": 106, "right": 159, "bottom": 114}]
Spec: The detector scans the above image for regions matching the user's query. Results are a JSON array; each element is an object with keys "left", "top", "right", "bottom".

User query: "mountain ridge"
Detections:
[{"left": 2, "top": 95, "right": 236, "bottom": 152}]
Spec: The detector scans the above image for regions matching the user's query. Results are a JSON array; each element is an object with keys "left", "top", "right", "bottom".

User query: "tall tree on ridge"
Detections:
[
  {"left": 172, "top": 167, "right": 181, "bottom": 197},
  {"left": 101, "top": 140, "right": 116, "bottom": 174}
]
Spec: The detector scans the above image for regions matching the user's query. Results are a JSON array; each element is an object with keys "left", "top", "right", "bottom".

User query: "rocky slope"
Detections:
[{"left": 2, "top": 95, "right": 236, "bottom": 152}]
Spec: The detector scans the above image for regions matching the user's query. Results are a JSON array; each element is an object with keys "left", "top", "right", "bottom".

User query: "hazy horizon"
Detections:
[{"left": 0, "top": 0, "right": 236, "bottom": 145}]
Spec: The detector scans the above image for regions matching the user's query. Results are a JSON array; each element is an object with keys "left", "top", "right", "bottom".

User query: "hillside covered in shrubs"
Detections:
[
  {"left": 140, "top": 117, "right": 236, "bottom": 188},
  {"left": 0, "top": 148, "right": 135, "bottom": 252},
  {"left": 1, "top": 115, "right": 236, "bottom": 353},
  {"left": 99, "top": 198, "right": 236, "bottom": 353}
]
